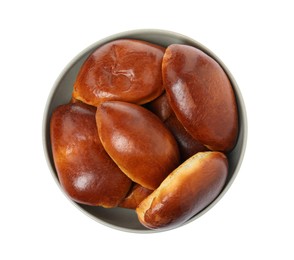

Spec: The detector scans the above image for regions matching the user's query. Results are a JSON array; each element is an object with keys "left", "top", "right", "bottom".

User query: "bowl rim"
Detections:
[{"left": 42, "top": 28, "right": 248, "bottom": 233}]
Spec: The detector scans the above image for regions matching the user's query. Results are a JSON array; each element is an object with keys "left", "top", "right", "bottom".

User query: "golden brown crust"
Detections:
[
  {"left": 136, "top": 151, "right": 228, "bottom": 230},
  {"left": 119, "top": 183, "right": 153, "bottom": 209},
  {"left": 146, "top": 93, "right": 209, "bottom": 161},
  {"left": 162, "top": 44, "right": 238, "bottom": 152},
  {"left": 145, "top": 92, "right": 173, "bottom": 122},
  {"left": 96, "top": 101, "right": 180, "bottom": 190},
  {"left": 164, "top": 115, "right": 209, "bottom": 161},
  {"left": 73, "top": 39, "right": 165, "bottom": 106},
  {"left": 50, "top": 102, "right": 132, "bottom": 207}
]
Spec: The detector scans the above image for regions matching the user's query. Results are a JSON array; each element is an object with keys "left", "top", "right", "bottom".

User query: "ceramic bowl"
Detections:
[{"left": 43, "top": 29, "right": 247, "bottom": 233}]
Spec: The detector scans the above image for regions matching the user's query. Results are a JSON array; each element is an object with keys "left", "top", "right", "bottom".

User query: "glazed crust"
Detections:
[
  {"left": 119, "top": 183, "right": 153, "bottom": 209},
  {"left": 145, "top": 91, "right": 173, "bottom": 122},
  {"left": 162, "top": 44, "right": 238, "bottom": 152},
  {"left": 73, "top": 39, "right": 165, "bottom": 106},
  {"left": 146, "top": 93, "right": 208, "bottom": 161},
  {"left": 136, "top": 151, "right": 228, "bottom": 230},
  {"left": 50, "top": 102, "right": 132, "bottom": 207},
  {"left": 96, "top": 101, "right": 180, "bottom": 190}
]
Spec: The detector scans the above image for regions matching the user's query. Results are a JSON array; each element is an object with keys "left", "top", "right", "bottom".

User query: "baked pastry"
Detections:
[
  {"left": 119, "top": 183, "right": 153, "bottom": 209},
  {"left": 146, "top": 93, "right": 208, "bottom": 161},
  {"left": 73, "top": 39, "right": 165, "bottom": 106},
  {"left": 145, "top": 91, "right": 173, "bottom": 121},
  {"left": 136, "top": 151, "right": 228, "bottom": 230},
  {"left": 162, "top": 44, "right": 238, "bottom": 152},
  {"left": 96, "top": 101, "right": 180, "bottom": 190},
  {"left": 49, "top": 39, "right": 239, "bottom": 230},
  {"left": 50, "top": 102, "right": 132, "bottom": 207}
]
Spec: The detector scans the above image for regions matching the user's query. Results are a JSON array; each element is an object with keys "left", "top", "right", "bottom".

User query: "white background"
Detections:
[{"left": 1, "top": 0, "right": 293, "bottom": 259}]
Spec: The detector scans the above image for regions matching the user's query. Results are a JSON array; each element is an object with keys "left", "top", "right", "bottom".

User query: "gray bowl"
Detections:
[{"left": 42, "top": 29, "right": 247, "bottom": 233}]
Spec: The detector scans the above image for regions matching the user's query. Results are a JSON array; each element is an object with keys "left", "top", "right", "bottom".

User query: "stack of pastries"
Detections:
[{"left": 50, "top": 39, "right": 238, "bottom": 230}]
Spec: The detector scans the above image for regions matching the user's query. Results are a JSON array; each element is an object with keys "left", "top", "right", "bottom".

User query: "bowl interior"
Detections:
[{"left": 43, "top": 29, "right": 247, "bottom": 233}]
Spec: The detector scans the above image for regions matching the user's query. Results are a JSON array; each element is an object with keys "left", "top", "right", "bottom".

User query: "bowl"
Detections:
[{"left": 43, "top": 29, "right": 247, "bottom": 233}]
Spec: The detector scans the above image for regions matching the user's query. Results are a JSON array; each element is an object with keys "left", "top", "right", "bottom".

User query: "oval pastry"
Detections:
[
  {"left": 136, "top": 151, "right": 228, "bottom": 230},
  {"left": 73, "top": 39, "right": 165, "bottom": 106},
  {"left": 96, "top": 101, "right": 180, "bottom": 190},
  {"left": 50, "top": 102, "right": 132, "bottom": 207},
  {"left": 162, "top": 44, "right": 238, "bottom": 152}
]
